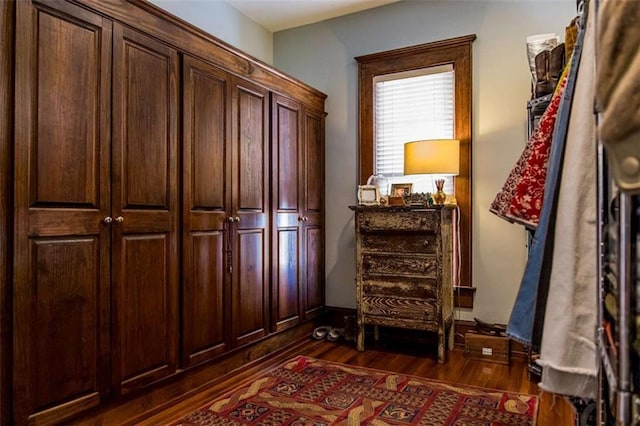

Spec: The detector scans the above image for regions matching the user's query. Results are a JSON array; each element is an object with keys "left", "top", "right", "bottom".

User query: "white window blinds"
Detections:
[{"left": 374, "top": 65, "right": 455, "bottom": 180}]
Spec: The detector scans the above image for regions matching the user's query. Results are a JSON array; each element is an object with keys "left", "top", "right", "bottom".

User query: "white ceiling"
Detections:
[{"left": 226, "top": 0, "right": 401, "bottom": 32}]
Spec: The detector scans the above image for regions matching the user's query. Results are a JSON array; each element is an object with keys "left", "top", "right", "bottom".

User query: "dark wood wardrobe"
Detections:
[{"left": 0, "top": 0, "right": 326, "bottom": 424}]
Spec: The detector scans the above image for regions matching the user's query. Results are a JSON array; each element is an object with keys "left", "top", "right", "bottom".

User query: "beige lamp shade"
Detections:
[{"left": 404, "top": 139, "right": 460, "bottom": 176}]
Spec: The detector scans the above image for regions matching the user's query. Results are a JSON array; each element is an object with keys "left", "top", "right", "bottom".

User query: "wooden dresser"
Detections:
[{"left": 350, "top": 205, "right": 455, "bottom": 362}]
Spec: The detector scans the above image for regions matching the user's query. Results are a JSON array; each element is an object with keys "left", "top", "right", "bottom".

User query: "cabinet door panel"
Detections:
[
  {"left": 182, "top": 56, "right": 230, "bottom": 366},
  {"left": 13, "top": 1, "right": 111, "bottom": 423},
  {"left": 31, "top": 238, "right": 100, "bottom": 408},
  {"left": 303, "top": 109, "right": 324, "bottom": 213},
  {"left": 271, "top": 94, "right": 302, "bottom": 332},
  {"left": 304, "top": 225, "right": 323, "bottom": 318},
  {"left": 35, "top": 12, "right": 101, "bottom": 206},
  {"left": 187, "top": 233, "right": 226, "bottom": 359},
  {"left": 272, "top": 95, "right": 301, "bottom": 211},
  {"left": 232, "top": 78, "right": 270, "bottom": 346},
  {"left": 116, "top": 234, "right": 173, "bottom": 391},
  {"left": 112, "top": 24, "right": 178, "bottom": 394},
  {"left": 234, "top": 230, "right": 268, "bottom": 345},
  {"left": 113, "top": 24, "right": 178, "bottom": 216},
  {"left": 188, "top": 62, "right": 227, "bottom": 209},
  {"left": 121, "top": 44, "right": 169, "bottom": 208},
  {"left": 301, "top": 107, "right": 325, "bottom": 319},
  {"left": 274, "top": 228, "right": 300, "bottom": 330},
  {"left": 237, "top": 84, "right": 268, "bottom": 211}
]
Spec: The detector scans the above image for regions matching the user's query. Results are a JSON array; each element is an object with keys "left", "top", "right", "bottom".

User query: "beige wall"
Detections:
[
  {"left": 274, "top": 1, "right": 576, "bottom": 324},
  {"left": 149, "top": 0, "right": 273, "bottom": 64}
]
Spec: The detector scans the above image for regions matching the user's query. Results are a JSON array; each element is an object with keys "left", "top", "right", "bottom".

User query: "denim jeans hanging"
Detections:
[{"left": 506, "top": 23, "right": 585, "bottom": 349}]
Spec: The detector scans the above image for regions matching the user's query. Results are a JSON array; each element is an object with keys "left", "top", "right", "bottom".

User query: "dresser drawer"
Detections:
[
  {"left": 359, "top": 211, "right": 440, "bottom": 232},
  {"left": 361, "top": 295, "right": 438, "bottom": 323},
  {"left": 362, "top": 253, "right": 437, "bottom": 277},
  {"left": 361, "top": 233, "right": 437, "bottom": 254},
  {"left": 362, "top": 277, "right": 438, "bottom": 300}
]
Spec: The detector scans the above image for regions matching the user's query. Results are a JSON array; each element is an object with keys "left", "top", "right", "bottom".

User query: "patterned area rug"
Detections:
[{"left": 174, "top": 356, "right": 538, "bottom": 425}]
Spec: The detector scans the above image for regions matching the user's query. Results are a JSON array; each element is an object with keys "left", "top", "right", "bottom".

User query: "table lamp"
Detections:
[{"left": 404, "top": 139, "right": 460, "bottom": 204}]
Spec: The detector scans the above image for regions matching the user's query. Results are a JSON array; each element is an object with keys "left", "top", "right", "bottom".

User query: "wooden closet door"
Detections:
[
  {"left": 301, "top": 107, "right": 325, "bottom": 320},
  {"left": 13, "top": 1, "right": 112, "bottom": 423},
  {"left": 111, "top": 24, "right": 179, "bottom": 395},
  {"left": 271, "top": 93, "right": 303, "bottom": 332},
  {"left": 231, "top": 78, "right": 270, "bottom": 346},
  {"left": 182, "top": 55, "right": 232, "bottom": 367}
]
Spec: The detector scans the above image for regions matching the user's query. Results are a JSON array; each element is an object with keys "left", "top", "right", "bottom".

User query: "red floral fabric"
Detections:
[
  {"left": 490, "top": 76, "right": 568, "bottom": 229},
  {"left": 488, "top": 136, "right": 536, "bottom": 223}
]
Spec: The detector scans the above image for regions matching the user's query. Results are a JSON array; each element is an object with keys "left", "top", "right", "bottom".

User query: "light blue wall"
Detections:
[
  {"left": 274, "top": 1, "right": 575, "bottom": 323},
  {"left": 149, "top": 0, "right": 273, "bottom": 64}
]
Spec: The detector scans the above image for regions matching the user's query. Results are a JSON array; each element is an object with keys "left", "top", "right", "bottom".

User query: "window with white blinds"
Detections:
[{"left": 374, "top": 64, "right": 455, "bottom": 194}]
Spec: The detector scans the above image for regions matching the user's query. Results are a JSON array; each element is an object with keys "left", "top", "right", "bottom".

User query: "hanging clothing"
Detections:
[
  {"left": 506, "top": 18, "right": 586, "bottom": 348},
  {"left": 489, "top": 77, "right": 566, "bottom": 229},
  {"left": 565, "top": 16, "right": 579, "bottom": 63},
  {"left": 596, "top": 0, "right": 640, "bottom": 191},
  {"left": 505, "top": 74, "right": 567, "bottom": 229},
  {"left": 488, "top": 136, "right": 532, "bottom": 224},
  {"left": 489, "top": 63, "right": 569, "bottom": 229},
  {"left": 536, "top": 0, "right": 597, "bottom": 399}
]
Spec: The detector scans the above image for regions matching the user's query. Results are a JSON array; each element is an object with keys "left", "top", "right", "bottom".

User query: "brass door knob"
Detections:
[
  {"left": 103, "top": 217, "right": 113, "bottom": 224},
  {"left": 115, "top": 216, "right": 124, "bottom": 224}
]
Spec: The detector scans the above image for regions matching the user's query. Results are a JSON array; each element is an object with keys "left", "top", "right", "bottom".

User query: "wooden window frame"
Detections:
[{"left": 356, "top": 34, "right": 476, "bottom": 301}]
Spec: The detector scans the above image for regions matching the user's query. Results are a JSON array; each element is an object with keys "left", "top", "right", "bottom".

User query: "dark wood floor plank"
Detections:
[{"left": 135, "top": 338, "right": 575, "bottom": 425}]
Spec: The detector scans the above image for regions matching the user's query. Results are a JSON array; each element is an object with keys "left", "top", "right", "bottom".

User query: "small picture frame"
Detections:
[
  {"left": 390, "top": 183, "right": 412, "bottom": 197},
  {"left": 357, "top": 185, "right": 379, "bottom": 205}
]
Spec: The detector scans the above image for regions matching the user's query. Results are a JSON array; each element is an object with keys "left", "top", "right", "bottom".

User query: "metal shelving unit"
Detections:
[{"left": 596, "top": 129, "right": 640, "bottom": 426}]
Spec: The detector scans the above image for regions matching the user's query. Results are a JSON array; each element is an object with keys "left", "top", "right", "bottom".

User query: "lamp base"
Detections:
[{"left": 433, "top": 189, "right": 446, "bottom": 204}]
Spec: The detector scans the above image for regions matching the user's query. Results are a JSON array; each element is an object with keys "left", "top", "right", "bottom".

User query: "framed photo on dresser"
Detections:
[{"left": 390, "top": 183, "right": 412, "bottom": 197}]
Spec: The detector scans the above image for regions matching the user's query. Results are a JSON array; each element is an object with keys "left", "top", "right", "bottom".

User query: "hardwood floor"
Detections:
[{"left": 137, "top": 336, "right": 575, "bottom": 425}]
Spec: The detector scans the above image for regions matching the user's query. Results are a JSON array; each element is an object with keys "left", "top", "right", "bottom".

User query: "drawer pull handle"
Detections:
[
  {"left": 423, "top": 240, "right": 430, "bottom": 247},
  {"left": 419, "top": 218, "right": 427, "bottom": 225}
]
